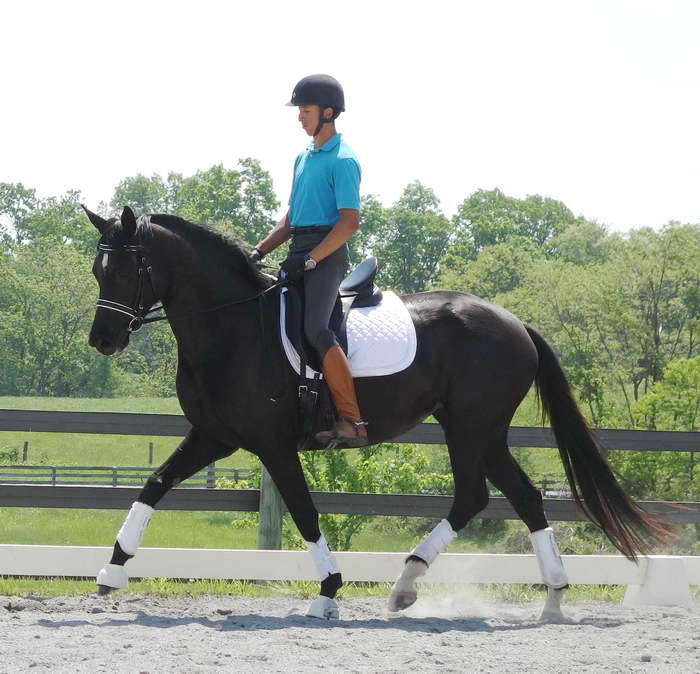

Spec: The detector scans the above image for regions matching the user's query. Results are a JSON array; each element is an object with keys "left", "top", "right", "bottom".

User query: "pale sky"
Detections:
[{"left": 1, "top": 0, "right": 698, "bottom": 231}]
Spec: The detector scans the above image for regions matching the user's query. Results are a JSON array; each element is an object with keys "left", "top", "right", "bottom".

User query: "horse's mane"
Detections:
[{"left": 110, "top": 213, "right": 272, "bottom": 290}]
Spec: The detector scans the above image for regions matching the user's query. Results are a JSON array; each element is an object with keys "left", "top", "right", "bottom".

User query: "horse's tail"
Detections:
[{"left": 524, "top": 324, "right": 672, "bottom": 560}]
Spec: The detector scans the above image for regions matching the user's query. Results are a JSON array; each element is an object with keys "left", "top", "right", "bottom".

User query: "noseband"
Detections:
[{"left": 96, "top": 242, "right": 165, "bottom": 332}]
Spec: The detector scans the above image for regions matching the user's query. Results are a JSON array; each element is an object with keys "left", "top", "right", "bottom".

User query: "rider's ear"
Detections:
[
  {"left": 81, "top": 204, "right": 110, "bottom": 233},
  {"left": 120, "top": 206, "right": 137, "bottom": 238}
]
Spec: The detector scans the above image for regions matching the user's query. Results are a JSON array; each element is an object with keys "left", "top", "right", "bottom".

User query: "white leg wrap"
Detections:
[
  {"left": 116, "top": 502, "right": 154, "bottom": 556},
  {"left": 96, "top": 563, "right": 129, "bottom": 589},
  {"left": 530, "top": 527, "right": 569, "bottom": 589},
  {"left": 305, "top": 534, "right": 339, "bottom": 579},
  {"left": 410, "top": 519, "right": 456, "bottom": 565},
  {"left": 306, "top": 595, "right": 340, "bottom": 620}
]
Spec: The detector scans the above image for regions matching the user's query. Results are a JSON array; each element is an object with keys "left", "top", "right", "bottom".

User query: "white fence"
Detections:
[{"left": 1, "top": 545, "right": 697, "bottom": 607}]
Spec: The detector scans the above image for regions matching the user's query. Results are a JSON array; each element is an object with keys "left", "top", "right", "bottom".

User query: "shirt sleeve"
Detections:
[
  {"left": 288, "top": 154, "right": 301, "bottom": 206},
  {"left": 333, "top": 157, "right": 361, "bottom": 210}
]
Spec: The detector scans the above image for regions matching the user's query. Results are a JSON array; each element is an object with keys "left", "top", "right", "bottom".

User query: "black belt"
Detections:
[{"left": 291, "top": 225, "right": 333, "bottom": 236}]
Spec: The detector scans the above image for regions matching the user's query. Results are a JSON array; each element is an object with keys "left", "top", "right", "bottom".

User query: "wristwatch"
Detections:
[
  {"left": 250, "top": 247, "right": 263, "bottom": 263},
  {"left": 304, "top": 254, "right": 317, "bottom": 271}
]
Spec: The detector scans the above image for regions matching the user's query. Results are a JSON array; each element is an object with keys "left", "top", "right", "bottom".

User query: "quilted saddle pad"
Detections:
[{"left": 280, "top": 289, "right": 417, "bottom": 378}]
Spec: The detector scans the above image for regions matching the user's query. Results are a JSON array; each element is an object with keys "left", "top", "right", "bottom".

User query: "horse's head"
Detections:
[{"left": 83, "top": 204, "right": 156, "bottom": 355}]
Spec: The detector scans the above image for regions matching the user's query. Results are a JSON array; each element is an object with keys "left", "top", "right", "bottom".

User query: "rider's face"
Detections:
[
  {"left": 298, "top": 105, "right": 320, "bottom": 136},
  {"left": 297, "top": 105, "right": 332, "bottom": 136}
]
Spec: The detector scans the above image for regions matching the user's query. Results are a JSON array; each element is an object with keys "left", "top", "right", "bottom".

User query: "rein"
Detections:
[{"left": 95, "top": 242, "right": 284, "bottom": 332}]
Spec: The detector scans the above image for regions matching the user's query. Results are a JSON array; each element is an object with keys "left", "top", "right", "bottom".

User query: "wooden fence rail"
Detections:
[
  {"left": 0, "top": 465, "right": 254, "bottom": 488},
  {"left": 2, "top": 409, "right": 700, "bottom": 451},
  {"left": 1, "top": 409, "right": 700, "bottom": 548}
]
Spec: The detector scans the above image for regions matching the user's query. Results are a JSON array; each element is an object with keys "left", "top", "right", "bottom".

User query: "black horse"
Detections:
[{"left": 83, "top": 205, "right": 669, "bottom": 619}]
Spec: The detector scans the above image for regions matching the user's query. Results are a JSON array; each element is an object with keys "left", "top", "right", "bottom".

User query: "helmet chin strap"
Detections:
[{"left": 313, "top": 108, "right": 335, "bottom": 138}]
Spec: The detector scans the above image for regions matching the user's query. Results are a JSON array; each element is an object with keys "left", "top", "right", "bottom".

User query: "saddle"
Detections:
[
  {"left": 281, "top": 256, "right": 382, "bottom": 449},
  {"left": 283, "top": 256, "right": 382, "bottom": 372}
]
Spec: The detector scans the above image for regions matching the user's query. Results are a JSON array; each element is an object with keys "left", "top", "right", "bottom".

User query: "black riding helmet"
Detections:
[{"left": 286, "top": 74, "right": 345, "bottom": 136}]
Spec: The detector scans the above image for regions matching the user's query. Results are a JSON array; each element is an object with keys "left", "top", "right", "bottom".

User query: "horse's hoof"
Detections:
[
  {"left": 388, "top": 590, "right": 417, "bottom": 612},
  {"left": 539, "top": 607, "right": 566, "bottom": 622},
  {"left": 306, "top": 596, "right": 339, "bottom": 620},
  {"left": 539, "top": 586, "right": 566, "bottom": 621},
  {"left": 96, "top": 584, "right": 115, "bottom": 596}
]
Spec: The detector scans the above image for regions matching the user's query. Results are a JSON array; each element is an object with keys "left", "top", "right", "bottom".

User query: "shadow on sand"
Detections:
[{"left": 36, "top": 610, "right": 627, "bottom": 634}]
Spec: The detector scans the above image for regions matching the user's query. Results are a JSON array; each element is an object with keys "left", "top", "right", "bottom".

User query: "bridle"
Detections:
[
  {"left": 95, "top": 240, "right": 284, "bottom": 333},
  {"left": 95, "top": 242, "right": 165, "bottom": 332}
]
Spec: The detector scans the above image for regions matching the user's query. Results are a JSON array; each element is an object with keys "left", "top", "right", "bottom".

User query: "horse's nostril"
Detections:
[{"left": 89, "top": 333, "right": 114, "bottom": 354}]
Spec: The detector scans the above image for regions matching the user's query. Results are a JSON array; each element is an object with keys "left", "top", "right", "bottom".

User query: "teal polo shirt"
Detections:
[{"left": 288, "top": 133, "right": 361, "bottom": 227}]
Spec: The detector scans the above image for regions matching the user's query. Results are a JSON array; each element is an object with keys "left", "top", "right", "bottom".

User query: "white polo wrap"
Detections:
[
  {"left": 117, "top": 501, "right": 154, "bottom": 556},
  {"left": 530, "top": 526, "right": 569, "bottom": 589},
  {"left": 305, "top": 534, "right": 339, "bottom": 579},
  {"left": 410, "top": 519, "right": 456, "bottom": 565}
]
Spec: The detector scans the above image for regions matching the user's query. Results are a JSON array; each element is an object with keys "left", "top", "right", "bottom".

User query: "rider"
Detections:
[{"left": 251, "top": 74, "right": 369, "bottom": 448}]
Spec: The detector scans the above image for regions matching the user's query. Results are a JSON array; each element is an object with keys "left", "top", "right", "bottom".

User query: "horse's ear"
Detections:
[
  {"left": 120, "top": 206, "right": 137, "bottom": 238},
  {"left": 81, "top": 204, "right": 109, "bottom": 233}
]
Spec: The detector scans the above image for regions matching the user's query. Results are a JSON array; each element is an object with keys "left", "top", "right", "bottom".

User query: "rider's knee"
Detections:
[{"left": 309, "top": 328, "right": 337, "bottom": 362}]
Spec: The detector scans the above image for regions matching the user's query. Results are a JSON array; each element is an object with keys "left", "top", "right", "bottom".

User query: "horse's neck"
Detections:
[{"left": 150, "top": 227, "right": 262, "bottom": 351}]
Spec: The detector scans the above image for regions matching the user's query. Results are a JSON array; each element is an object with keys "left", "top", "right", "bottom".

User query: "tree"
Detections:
[
  {"left": 435, "top": 240, "right": 540, "bottom": 300},
  {"left": 449, "top": 188, "right": 581, "bottom": 261},
  {"left": 22, "top": 190, "right": 97, "bottom": 255},
  {"left": 111, "top": 160, "right": 280, "bottom": 248},
  {"left": 348, "top": 194, "right": 390, "bottom": 267},
  {"left": 0, "top": 239, "right": 115, "bottom": 396},
  {"left": 373, "top": 182, "right": 452, "bottom": 293},
  {"left": 110, "top": 173, "right": 175, "bottom": 215},
  {"left": 634, "top": 357, "right": 700, "bottom": 432},
  {"left": 499, "top": 223, "right": 700, "bottom": 428},
  {"left": 549, "top": 219, "right": 614, "bottom": 266},
  {"left": 0, "top": 182, "right": 37, "bottom": 244}
]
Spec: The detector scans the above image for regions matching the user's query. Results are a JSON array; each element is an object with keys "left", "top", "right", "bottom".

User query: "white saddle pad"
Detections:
[{"left": 280, "top": 289, "right": 417, "bottom": 378}]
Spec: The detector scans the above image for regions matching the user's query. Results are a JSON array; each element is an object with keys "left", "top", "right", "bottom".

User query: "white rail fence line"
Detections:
[{"left": 1, "top": 546, "right": 697, "bottom": 607}]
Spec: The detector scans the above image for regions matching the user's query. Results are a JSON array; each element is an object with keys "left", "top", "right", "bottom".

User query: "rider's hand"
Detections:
[{"left": 280, "top": 253, "right": 316, "bottom": 281}]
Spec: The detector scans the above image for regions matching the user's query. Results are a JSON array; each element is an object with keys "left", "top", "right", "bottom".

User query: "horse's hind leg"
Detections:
[
  {"left": 389, "top": 413, "right": 490, "bottom": 612},
  {"left": 96, "top": 427, "right": 235, "bottom": 595},
  {"left": 484, "top": 440, "right": 568, "bottom": 620}
]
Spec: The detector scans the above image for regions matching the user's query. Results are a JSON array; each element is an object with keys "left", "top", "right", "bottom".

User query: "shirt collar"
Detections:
[{"left": 307, "top": 133, "right": 342, "bottom": 153}]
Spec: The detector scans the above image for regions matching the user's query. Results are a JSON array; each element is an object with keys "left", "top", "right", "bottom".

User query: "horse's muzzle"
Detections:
[{"left": 89, "top": 329, "right": 128, "bottom": 355}]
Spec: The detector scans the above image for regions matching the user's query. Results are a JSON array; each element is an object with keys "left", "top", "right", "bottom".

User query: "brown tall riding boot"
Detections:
[{"left": 315, "top": 345, "right": 369, "bottom": 448}]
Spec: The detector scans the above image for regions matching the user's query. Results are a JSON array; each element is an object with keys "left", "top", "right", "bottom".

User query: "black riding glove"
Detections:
[{"left": 280, "top": 253, "right": 315, "bottom": 282}]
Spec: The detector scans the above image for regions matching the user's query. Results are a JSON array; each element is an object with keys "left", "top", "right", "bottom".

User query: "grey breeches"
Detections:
[{"left": 289, "top": 229, "right": 349, "bottom": 362}]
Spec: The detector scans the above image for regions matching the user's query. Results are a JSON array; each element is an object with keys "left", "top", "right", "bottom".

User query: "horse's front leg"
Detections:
[
  {"left": 260, "top": 451, "right": 343, "bottom": 619},
  {"left": 97, "top": 428, "right": 235, "bottom": 595}
]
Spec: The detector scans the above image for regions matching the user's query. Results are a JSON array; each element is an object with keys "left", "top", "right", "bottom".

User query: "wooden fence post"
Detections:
[
  {"left": 206, "top": 463, "right": 216, "bottom": 489},
  {"left": 22, "top": 441, "right": 29, "bottom": 463},
  {"left": 148, "top": 442, "right": 154, "bottom": 465},
  {"left": 257, "top": 467, "right": 284, "bottom": 550}
]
